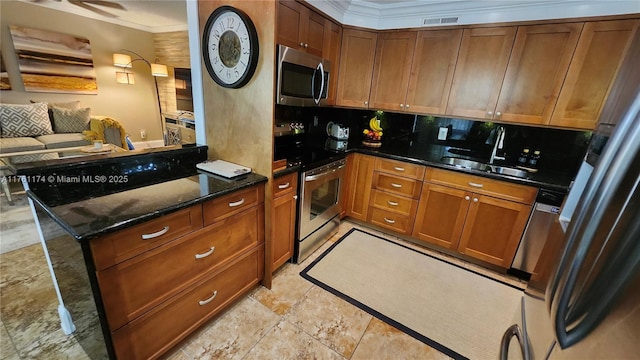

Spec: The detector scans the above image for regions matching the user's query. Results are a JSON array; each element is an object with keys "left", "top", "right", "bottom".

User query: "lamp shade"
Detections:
[
  {"left": 113, "top": 53, "right": 132, "bottom": 68},
  {"left": 151, "top": 63, "right": 168, "bottom": 77}
]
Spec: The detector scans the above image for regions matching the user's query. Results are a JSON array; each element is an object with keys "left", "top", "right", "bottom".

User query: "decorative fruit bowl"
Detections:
[{"left": 362, "top": 116, "right": 383, "bottom": 147}]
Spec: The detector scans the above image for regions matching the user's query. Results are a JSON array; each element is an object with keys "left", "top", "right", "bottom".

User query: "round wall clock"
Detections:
[{"left": 202, "top": 6, "right": 259, "bottom": 88}]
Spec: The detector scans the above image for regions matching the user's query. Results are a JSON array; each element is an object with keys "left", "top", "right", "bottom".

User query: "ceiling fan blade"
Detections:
[
  {"left": 67, "top": 0, "right": 121, "bottom": 17},
  {"left": 79, "top": 0, "right": 126, "bottom": 11}
]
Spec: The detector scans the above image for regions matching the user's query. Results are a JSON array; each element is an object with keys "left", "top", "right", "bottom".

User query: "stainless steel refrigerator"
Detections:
[{"left": 500, "top": 33, "right": 640, "bottom": 359}]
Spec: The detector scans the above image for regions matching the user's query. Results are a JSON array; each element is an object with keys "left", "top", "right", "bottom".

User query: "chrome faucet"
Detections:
[{"left": 489, "top": 126, "right": 506, "bottom": 164}]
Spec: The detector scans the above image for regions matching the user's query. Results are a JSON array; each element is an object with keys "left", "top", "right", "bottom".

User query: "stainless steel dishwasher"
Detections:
[{"left": 511, "top": 188, "right": 566, "bottom": 274}]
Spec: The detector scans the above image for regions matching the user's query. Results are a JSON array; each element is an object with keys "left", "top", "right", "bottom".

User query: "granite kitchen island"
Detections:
[{"left": 22, "top": 146, "right": 267, "bottom": 359}]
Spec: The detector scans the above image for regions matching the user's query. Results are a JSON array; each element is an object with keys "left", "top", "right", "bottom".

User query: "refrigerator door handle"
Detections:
[{"left": 500, "top": 324, "right": 528, "bottom": 360}]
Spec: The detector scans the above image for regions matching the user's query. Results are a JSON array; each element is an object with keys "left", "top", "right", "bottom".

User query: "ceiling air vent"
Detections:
[{"left": 421, "top": 17, "right": 459, "bottom": 26}]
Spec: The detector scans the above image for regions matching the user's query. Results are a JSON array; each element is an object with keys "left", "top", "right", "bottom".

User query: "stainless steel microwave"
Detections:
[{"left": 276, "top": 44, "right": 330, "bottom": 107}]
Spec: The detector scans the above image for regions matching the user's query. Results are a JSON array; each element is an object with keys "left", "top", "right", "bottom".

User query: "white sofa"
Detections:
[{"left": 0, "top": 102, "right": 126, "bottom": 164}]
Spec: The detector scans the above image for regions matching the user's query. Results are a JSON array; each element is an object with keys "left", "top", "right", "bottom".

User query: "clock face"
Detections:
[{"left": 202, "top": 6, "right": 259, "bottom": 88}]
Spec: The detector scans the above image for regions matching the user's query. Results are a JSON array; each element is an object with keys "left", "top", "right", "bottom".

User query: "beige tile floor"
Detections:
[{"left": 0, "top": 189, "right": 526, "bottom": 359}]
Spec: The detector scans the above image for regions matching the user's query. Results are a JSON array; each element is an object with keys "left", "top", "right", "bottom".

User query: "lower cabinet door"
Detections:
[
  {"left": 457, "top": 194, "right": 531, "bottom": 267},
  {"left": 272, "top": 192, "right": 296, "bottom": 270},
  {"left": 111, "top": 248, "right": 263, "bottom": 360},
  {"left": 412, "top": 183, "right": 469, "bottom": 250}
]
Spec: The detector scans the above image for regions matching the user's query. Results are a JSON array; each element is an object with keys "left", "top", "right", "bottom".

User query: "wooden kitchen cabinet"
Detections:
[
  {"left": 457, "top": 193, "right": 532, "bottom": 268},
  {"left": 277, "top": 0, "right": 325, "bottom": 57},
  {"left": 369, "top": 31, "right": 417, "bottom": 111},
  {"left": 324, "top": 20, "right": 342, "bottom": 105},
  {"left": 369, "top": 29, "right": 463, "bottom": 115},
  {"left": 414, "top": 168, "right": 536, "bottom": 268},
  {"left": 550, "top": 19, "right": 639, "bottom": 129},
  {"left": 494, "top": 23, "right": 582, "bottom": 125},
  {"left": 345, "top": 153, "right": 375, "bottom": 221},
  {"left": 336, "top": 28, "right": 378, "bottom": 108},
  {"left": 366, "top": 157, "right": 424, "bottom": 235},
  {"left": 446, "top": 27, "right": 516, "bottom": 120},
  {"left": 412, "top": 182, "right": 468, "bottom": 250},
  {"left": 405, "top": 29, "right": 463, "bottom": 115},
  {"left": 92, "top": 185, "right": 265, "bottom": 359},
  {"left": 271, "top": 172, "right": 298, "bottom": 270},
  {"left": 447, "top": 23, "right": 582, "bottom": 125}
]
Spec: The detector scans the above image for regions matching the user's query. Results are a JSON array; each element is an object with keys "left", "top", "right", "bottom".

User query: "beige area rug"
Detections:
[{"left": 301, "top": 228, "right": 523, "bottom": 360}]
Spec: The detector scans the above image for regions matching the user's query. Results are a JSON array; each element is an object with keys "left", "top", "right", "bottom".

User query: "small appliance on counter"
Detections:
[
  {"left": 325, "top": 137, "right": 348, "bottom": 152},
  {"left": 196, "top": 160, "right": 251, "bottom": 178},
  {"left": 326, "top": 121, "right": 349, "bottom": 140}
]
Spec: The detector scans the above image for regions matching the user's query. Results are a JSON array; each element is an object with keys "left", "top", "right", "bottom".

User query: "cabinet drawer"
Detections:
[
  {"left": 111, "top": 247, "right": 263, "bottom": 360},
  {"left": 369, "top": 189, "right": 418, "bottom": 217},
  {"left": 372, "top": 172, "right": 422, "bottom": 199},
  {"left": 375, "top": 158, "right": 425, "bottom": 180},
  {"left": 272, "top": 172, "right": 298, "bottom": 197},
  {"left": 203, "top": 185, "right": 264, "bottom": 225},
  {"left": 97, "top": 205, "right": 263, "bottom": 331},
  {"left": 367, "top": 207, "right": 413, "bottom": 235},
  {"left": 91, "top": 205, "right": 203, "bottom": 270},
  {"left": 425, "top": 168, "right": 537, "bottom": 204}
]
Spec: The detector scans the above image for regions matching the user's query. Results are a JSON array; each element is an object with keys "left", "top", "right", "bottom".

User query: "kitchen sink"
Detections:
[
  {"left": 488, "top": 165, "right": 531, "bottom": 178},
  {"left": 440, "top": 157, "right": 489, "bottom": 171},
  {"left": 441, "top": 157, "right": 532, "bottom": 179}
]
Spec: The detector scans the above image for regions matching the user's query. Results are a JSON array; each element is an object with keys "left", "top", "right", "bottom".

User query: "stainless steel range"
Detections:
[{"left": 295, "top": 158, "right": 345, "bottom": 263}]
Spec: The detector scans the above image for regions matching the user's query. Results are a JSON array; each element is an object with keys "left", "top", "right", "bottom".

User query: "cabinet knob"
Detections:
[
  {"left": 487, "top": 111, "right": 493, "bottom": 116},
  {"left": 465, "top": 196, "right": 470, "bottom": 201},
  {"left": 364, "top": 101, "right": 368, "bottom": 106},
  {"left": 495, "top": 111, "right": 502, "bottom": 117},
  {"left": 299, "top": 42, "right": 304, "bottom": 47},
  {"left": 473, "top": 197, "right": 479, "bottom": 203},
  {"left": 405, "top": 104, "right": 410, "bottom": 109},
  {"left": 400, "top": 104, "right": 404, "bottom": 108},
  {"left": 304, "top": 43, "right": 308, "bottom": 48}
]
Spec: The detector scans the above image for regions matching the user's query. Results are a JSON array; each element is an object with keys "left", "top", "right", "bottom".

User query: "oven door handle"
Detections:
[{"left": 305, "top": 172, "right": 327, "bottom": 182}]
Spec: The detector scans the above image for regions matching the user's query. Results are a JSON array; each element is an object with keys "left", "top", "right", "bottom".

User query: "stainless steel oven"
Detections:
[{"left": 295, "top": 158, "right": 345, "bottom": 263}]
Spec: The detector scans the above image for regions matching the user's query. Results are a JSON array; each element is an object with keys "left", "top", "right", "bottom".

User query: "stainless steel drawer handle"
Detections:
[
  {"left": 391, "top": 183, "right": 403, "bottom": 188},
  {"left": 198, "top": 290, "right": 218, "bottom": 306},
  {"left": 393, "top": 167, "right": 405, "bottom": 172},
  {"left": 383, "top": 217, "right": 396, "bottom": 224},
  {"left": 195, "top": 246, "right": 215, "bottom": 259},
  {"left": 277, "top": 182, "right": 290, "bottom": 189},
  {"left": 141, "top": 226, "right": 170, "bottom": 240},
  {"left": 387, "top": 200, "right": 399, "bottom": 206},
  {"left": 228, "top": 198, "right": 246, "bottom": 207},
  {"left": 468, "top": 182, "right": 484, "bottom": 188}
]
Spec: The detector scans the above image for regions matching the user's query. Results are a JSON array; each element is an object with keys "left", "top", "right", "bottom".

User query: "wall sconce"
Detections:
[{"left": 113, "top": 49, "right": 169, "bottom": 145}]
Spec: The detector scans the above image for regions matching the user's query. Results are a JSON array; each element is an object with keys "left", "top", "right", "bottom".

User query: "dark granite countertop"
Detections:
[
  {"left": 346, "top": 139, "right": 575, "bottom": 193},
  {"left": 22, "top": 146, "right": 267, "bottom": 242},
  {"left": 28, "top": 172, "right": 267, "bottom": 242}
]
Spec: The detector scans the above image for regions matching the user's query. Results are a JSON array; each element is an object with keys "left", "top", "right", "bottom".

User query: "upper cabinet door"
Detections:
[
  {"left": 277, "top": 1, "right": 304, "bottom": 50},
  {"left": 495, "top": 23, "right": 582, "bottom": 125},
  {"left": 446, "top": 27, "right": 517, "bottom": 120},
  {"left": 369, "top": 31, "right": 417, "bottom": 112},
  {"left": 550, "top": 19, "right": 640, "bottom": 130},
  {"left": 324, "top": 20, "right": 342, "bottom": 106},
  {"left": 276, "top": 1, "right": 326, "bottom": 57},
  {"left": 406, "top": 29, "right": 463, "bottom": 116},
  {"left": 304, "top": 10, "right": 326, "bottom": 57},
  {"left": 336, "top": 29, "right": 378, "bottom": 108}
]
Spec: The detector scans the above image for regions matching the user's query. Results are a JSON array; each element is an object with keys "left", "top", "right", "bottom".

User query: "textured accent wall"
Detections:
[{"left": 154, "top": 31, "right": 189, "bottom": 116}]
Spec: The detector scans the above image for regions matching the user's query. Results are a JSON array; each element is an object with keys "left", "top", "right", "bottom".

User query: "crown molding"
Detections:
[{"left": 307, "top": 0, "right": 640, "bottom": 30}]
